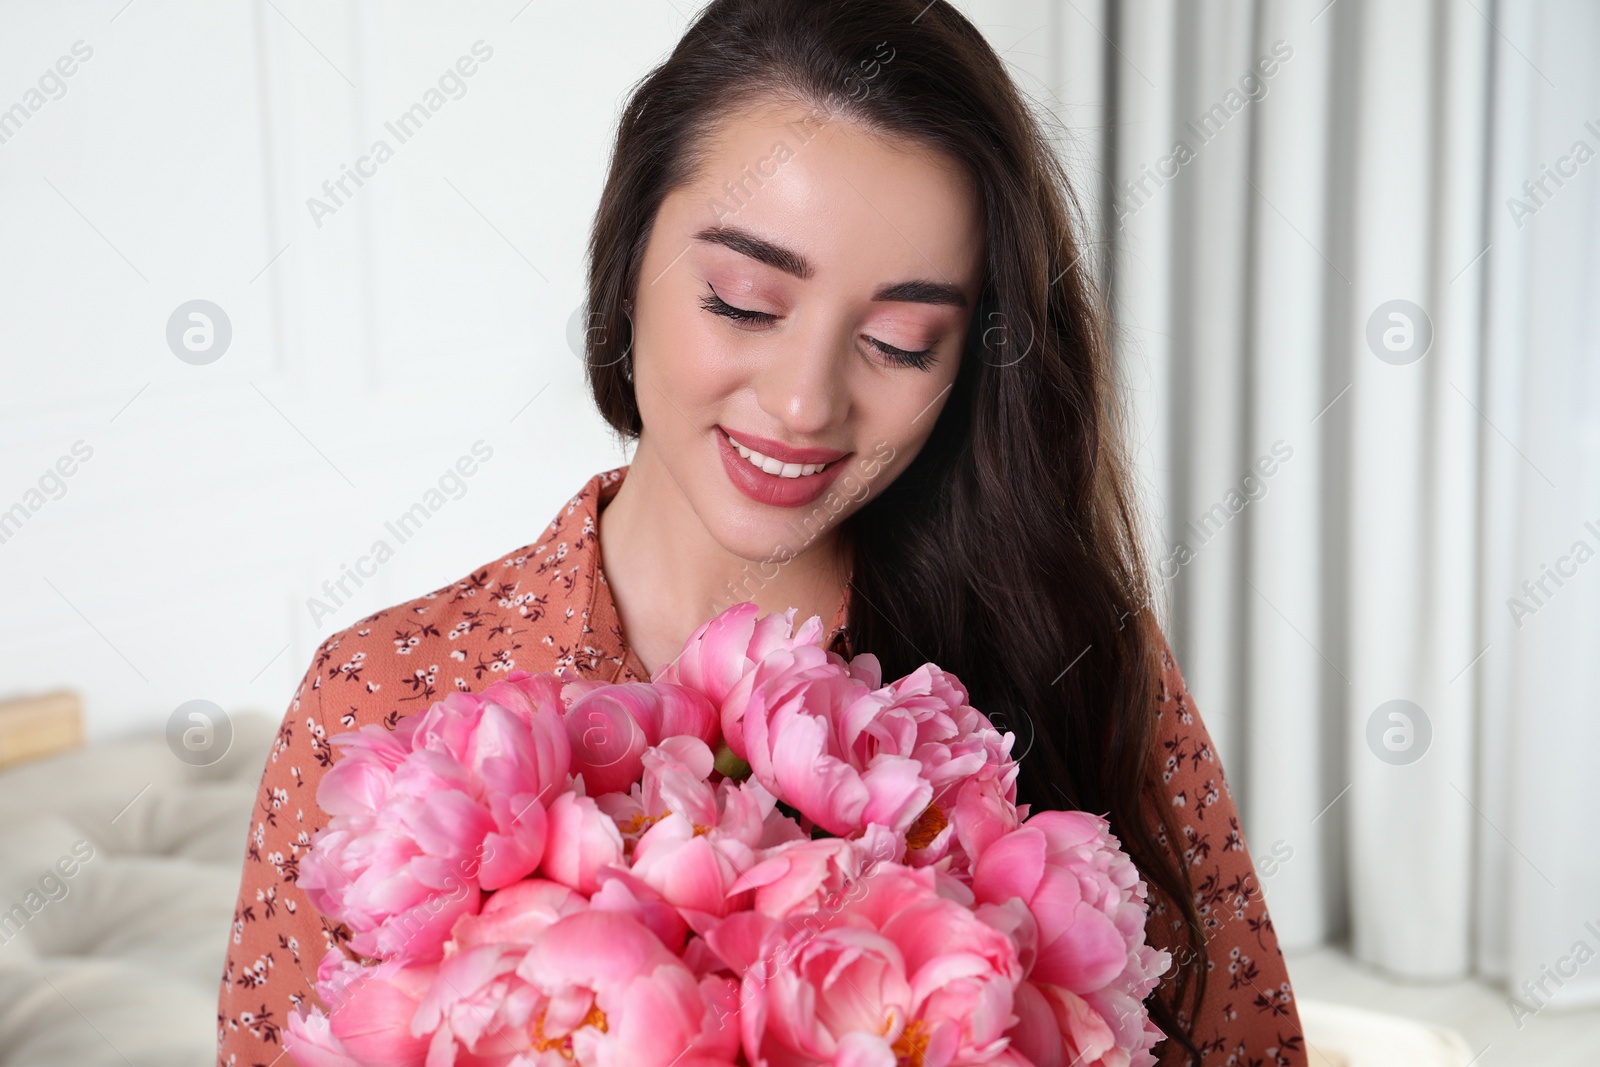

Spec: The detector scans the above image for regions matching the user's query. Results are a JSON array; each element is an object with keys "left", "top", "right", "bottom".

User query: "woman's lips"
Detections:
[
  {"left": 716, "top": 427, "right": 852, "bottom": 509},
  {"left": 723, "top": 428, "right": 849, "bottom": 473}
]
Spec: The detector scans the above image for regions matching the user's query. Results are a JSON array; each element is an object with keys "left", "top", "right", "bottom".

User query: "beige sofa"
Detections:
[{"left": 0, "top": 710, "right": 277, "bottom": 1066}]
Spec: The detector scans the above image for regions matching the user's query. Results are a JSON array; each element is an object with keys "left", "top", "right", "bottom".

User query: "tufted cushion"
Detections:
[{"left": 0, "top": 711, "right": 277, "bottom": 1067}]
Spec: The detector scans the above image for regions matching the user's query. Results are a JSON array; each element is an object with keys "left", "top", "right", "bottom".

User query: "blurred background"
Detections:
[{"left": 0, "top": 0, "right": 1596, "bottom": 1063}]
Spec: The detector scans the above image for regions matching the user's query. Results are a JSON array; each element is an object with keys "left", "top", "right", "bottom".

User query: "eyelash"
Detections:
[
  {"left": 699, "top": 287, "right": 770, "bottom": 324},
  {"left": 698, "top": 284, "right": 937, "bottom": 371}
]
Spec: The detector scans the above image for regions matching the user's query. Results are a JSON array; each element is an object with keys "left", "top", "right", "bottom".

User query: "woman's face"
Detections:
[{"left": 628, "top": 98, "right": 985, "bottom": 564}]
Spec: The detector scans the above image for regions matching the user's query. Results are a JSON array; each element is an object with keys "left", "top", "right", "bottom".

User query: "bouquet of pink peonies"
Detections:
[{"left": 284, "top": 602, "right": 1171, "bottom": 1067}]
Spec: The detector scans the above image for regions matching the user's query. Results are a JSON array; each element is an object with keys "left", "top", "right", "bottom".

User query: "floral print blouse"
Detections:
[{"left": 216, "top": 466, "right": 1305, "bottom": 1066}]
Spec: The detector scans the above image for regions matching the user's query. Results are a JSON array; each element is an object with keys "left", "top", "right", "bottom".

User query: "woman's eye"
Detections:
[
  {"left": 699, "top": 285, "right": 773, "bottom": 324},
  {"left": 700, "top": 283, "right": 935, "bottom": 370},
  {"left": 868, "top": 337, "right": 937, "bottom": 371}
]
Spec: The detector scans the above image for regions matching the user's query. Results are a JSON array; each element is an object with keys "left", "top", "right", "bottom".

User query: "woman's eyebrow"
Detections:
[
  {"left": 873, "top": 278, "right": 967, "bottom": 308},
  {"left": 694, "top": 225, "right": 813, "bottom": 279},
  {"left": 692, "top": 225, "right": 968, "bottom": 308}
]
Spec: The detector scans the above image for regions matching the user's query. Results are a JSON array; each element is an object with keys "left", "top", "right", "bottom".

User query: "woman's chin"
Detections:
[{"left": 693, "top": 494, "right": 840, "bottom": 572}]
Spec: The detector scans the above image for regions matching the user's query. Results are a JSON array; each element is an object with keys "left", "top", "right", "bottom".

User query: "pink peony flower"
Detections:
[
  {"left": 839, "top": 660, "right": 1020, "bottom": 871},
  {"left": 410, "top": 902, "right": 739, "bottom": 1066},
  {"left": 285, "top": 949, "right": 436, "bottom": 1067},
  {"left": 297, "top": 750, "right": 489, "bottom": 962},
  {"left": 513, "top": 910, "right": 740, "bottom": 1067},
  {"left": 705, "top": 865, "right": 1022, "bottom": 1067},
  {"left": 652, "top": 601, "right": 826, "bottom": 707},
  {"left": 411, "top": 941, "right": 553, "bottom": 1063},
  {"left": 972, "top": 811, "right": 1171, "bottom": 1066},
  {"left": 411, "top": 683, "right": 572, "bottom": 890},
  {"left": 737, "top": 645, "right": 934, "bottom": 839},
  {"left": 972, "top": 812, "right": 1150, "bottom": 993},
  {"left": 298, "top": 677, "right": 572, "bottom": 962},
  {"left": 720, "top": 630, "right": 1020, "bottom": 855},
  {"left": 564, "top": 681, "right": 719, "bottom": 796},
  {"left": 594, "top": 736, "right": 767, "bottom": 928}
]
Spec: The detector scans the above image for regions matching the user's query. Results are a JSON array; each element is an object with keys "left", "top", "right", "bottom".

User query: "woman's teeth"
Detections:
[{"left": 725, "top": 434, "right": 830, "bottom": 479}]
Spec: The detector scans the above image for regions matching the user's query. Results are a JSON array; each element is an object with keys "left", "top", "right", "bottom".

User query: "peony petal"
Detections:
[
  {"left": 1032, "top": 900, "right": 1128, "bottom": 993},
  {"left": 971, "top": 825, "right": 1048, "bottom": 907},
  {"left": 565, "top": 688, "right": 652, "bottom": 796},
  {"left": 542, "top": 790, "right": 625, "bottom": 895},
  {"left": 284, "top": 1008, "right": 364, "bottom": 1067},
  {"left": 857, "top": 757, "right": 935, "bottom": 835},
  {"left": 448, "top": 877, "right": 585, "bottom": 948}
]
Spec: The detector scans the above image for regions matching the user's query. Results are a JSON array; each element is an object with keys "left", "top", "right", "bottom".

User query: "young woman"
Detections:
[{"left": 219, "top": 2, "right": 1305, "bottom": 1063}]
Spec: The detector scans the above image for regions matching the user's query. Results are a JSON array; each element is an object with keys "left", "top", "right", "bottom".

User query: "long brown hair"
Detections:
[{"left": 581, "top": 0, "right": 1206, "bottom": 1058}]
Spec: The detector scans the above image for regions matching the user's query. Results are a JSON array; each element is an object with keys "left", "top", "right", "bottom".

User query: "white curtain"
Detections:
[
  {"left": 1017, "top": 0, "right": 1600, "bottom": 1004},
  {"left": 1475, "top": 0, "right": 1600, "bottom": 1008}
]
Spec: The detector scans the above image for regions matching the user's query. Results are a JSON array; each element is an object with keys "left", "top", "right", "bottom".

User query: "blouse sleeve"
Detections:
[
  {"left": 216, "top": 644, "right": 350, "bottom": 1065},
  {"left": 1144, "top": 638, "right": 1307, "bottom": 1066}
]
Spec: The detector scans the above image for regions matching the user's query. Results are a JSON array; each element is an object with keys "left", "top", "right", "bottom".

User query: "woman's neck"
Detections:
[{"left": 597, "top": 443, "right": 849, "bottom": 674}]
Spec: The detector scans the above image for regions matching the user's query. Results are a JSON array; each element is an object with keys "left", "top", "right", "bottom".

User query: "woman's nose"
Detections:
[{"left": 753, "top": 323, "right": 851, "bottom": 436}]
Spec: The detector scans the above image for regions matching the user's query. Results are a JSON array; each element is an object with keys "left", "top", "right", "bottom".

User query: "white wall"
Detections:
[{"left": 0, "top": 1, "right": 668, "bottom": 738}]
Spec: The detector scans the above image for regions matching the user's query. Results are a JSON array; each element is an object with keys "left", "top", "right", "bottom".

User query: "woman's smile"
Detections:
[{"left": 715, "top": 425, "right": 851, "bottom": 508}]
